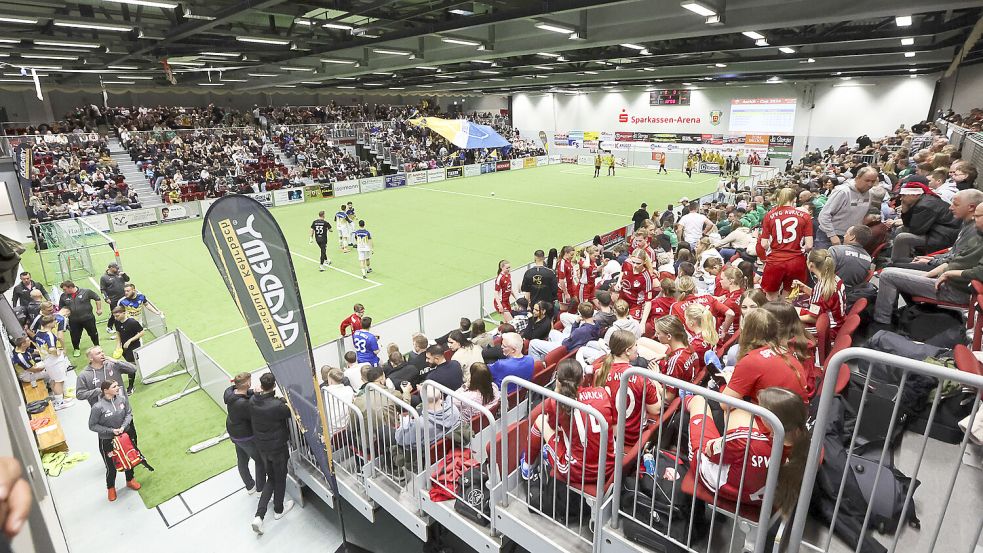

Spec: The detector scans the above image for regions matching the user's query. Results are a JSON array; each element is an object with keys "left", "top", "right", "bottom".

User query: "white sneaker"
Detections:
[
  {"left": 54, "top": 398, "right": 74, "bottom": 410},
  {"left": 274, "top": 499, "right": 294, "bottom": 520},
  {"left": 245, "top": 485, "right": 257, "bottom": 495},
  {"left": 251, "top": 516, "right": 264, "bottom": 534},
  {"left": 319, "top": 264, "right": 326, "bottom": 272}
]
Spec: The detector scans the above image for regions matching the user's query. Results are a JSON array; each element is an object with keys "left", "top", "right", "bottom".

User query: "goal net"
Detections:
[{"left": 33, "top": 218, "right": 122, "bottom": 284}]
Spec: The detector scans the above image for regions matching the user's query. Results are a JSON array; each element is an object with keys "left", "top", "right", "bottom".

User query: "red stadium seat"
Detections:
[
  {"left": 487, "top": 419, "right": 529, "bottom": 476},
  {"left": 716, "top": 329, "right": 739, "bottom": 359},
  {"left": 681, "top": 469, "right": 762, "bottom": 523},
  {"left": 815, "top": 313, "right": 831, "bottom": 366},
  {"left": 827, "top": 333, "right": 852, "bottom": 395},
  {"left": 543, "top": 346, "right": 568, "bottom": 370},
  {"left": 837, "top": 314, "right": 861, "bottom": 339},
  {"left": 531, "top": 361, "right": 550, "bottom": 387},
  {"left": 954, "top": 344, "right": 983, "bottom": 398},
  {"left": 847, "top": 298, "right": 867, "bottom": 317}
]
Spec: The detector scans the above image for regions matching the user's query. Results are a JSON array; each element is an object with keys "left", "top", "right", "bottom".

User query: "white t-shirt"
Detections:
[
  {"left": 678, "top": 212, "right": 710, "bottom": 245},
  {"left": 323, "top": 384, "right": 355, "bottom": 433}
]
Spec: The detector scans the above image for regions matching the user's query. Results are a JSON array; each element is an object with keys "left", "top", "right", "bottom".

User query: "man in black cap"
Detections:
[
  {"left": 99, "top": 263, "right": 129, "bottom": 335},
  {"left": 631, "top": 203, "right": 650, "bottom": 230}
]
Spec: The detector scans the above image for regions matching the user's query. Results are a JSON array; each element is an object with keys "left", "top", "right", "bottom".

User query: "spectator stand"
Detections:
[
  {"left": 494, "top": 376, "right": 611, "bottom": 553},
  {"left": 603, "top": 368, "right": 788, "bottom": 553},
  {"left": 787, "top": 347, "right": 983, "bottom": 553},
  {"left": 418, "top": 380, "right": 501, "bottom": 553}
]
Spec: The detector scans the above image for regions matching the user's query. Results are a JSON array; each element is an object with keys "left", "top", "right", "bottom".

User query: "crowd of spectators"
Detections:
[
  {"left": 939, "top": 107, "right": 983, "bottom": 131},
  {"left": 23, "top": 136, "right": 141, "bottom": 222}
]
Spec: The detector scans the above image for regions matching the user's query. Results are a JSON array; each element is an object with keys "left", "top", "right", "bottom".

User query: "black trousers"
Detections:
[
  {"left": 255, "top": 448, "right": 289, "bottom": 518},
  {"left": 594, "top": 166, "right": 600, "bottom": 177},
  {"left": 316, "top": 240, "right": 328, "bottom": 264},
  {"left": 234, "top": 439, "right": 266, "bottom": 492},
  {"left": 106, "top": 298, "right": 122, "bottom": 329},
  {"left": 99, "top": 423, "right": 137, "bottom": 488},
  {"left": 69, "top": 317, "right": 99, "bottom": 350}
]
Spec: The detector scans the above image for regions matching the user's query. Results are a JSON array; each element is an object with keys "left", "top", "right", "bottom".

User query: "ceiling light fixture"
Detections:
[
  {"left": 118, "top": 75, "right": 153, "bottom": 80},
  {"left": 416, "top": 84, "right": 433, "bottom": 88},
  {"left": 198, "top": 83, "right": 224, "bottom": 86},
  {"left": 166, "top": 60, "right": 205, "bottom": 66},
  {"left": 620, "top": 43, "right": 646, "bottom": 50},
  {"left": 904, "top": 51, "right": 916, "bottom": 57},
  {"left": 363, "top": 83, "right": 383, "bottom": 86},
  {"left": 108, "top": 65, "right": 138, "bottom": 70},
  {"left": 247, "top": 73, "right": 278, "bottom": 77},
  {"left": 294, "top": 19, "right": 314, "bottom": 25},
  {"left": 909, "top": 68, "right": 917, "bottom": 72},
  {"left": 274, "top": 84, "right": 296, "bottom": 88},
  {"left": 54, "top": 20, "right": 131, "bottom": 31},
  {"left": 779, "top": 47, "right": 796, "bottom": 54},
  {"left": 0, "top": 16, "right": 37, "bottom": 24},
  {"left": 280, "top": 66, "right": 315, "bottom": 71},
  {"left": 715, "top": 63, "right": 727, "bottom": 67},
  {"left": 372, "top": 48, "right": 413, "bottom": 55},
  {"left": 478, "top": 70, "right": 499, "bottom": 74},
  {"left": 742, "top": 31, "right": 765, "bottom": 40},
  {"left": 103, "top": 0, "right": 178, "bottom": 8},
  {"left": 221, "top": 78, "right": 248, "bottom": 82},
  {"left": 441, "top": 37, "right": 481, "bottom": 46},
  {"left": 21, "top": 54, "right": 78, "bottom": 60},
  {"left": 200, "top": 51, "right": 240, "bottom": 58},
  {"left": 755, "top": 39, "right": 769, "bottom": 47},
  {"left": 109, "top": 81, "right": 135, "bottom": 84},
  {"left": 300, "top": 81, "right": 321, "bottom": 85},
  {"left": 449, "top": 8, "right": 473, "bottom": 15},
  {"left": 236, "top": 36, "right": 291, "bottom": 45},
  {"left": 900, "top": 37, "right": 914, "bottom": 46},
  {"left": 537, "top": 52, "right": 562, "bottom": 58},
  {"left": 680, "top": 1, "right": 717, "bottom": 16},
  {"left": 415, "top": 66, "right": 438, "bottom": 70},
  {"left": 805, "top": 58, "right": 816, "bottom": 63},
  {"left": 896, "top": 15, "right": 912, "bottom": 27},
  {"left": 337, "top": 85, "right": 356, "bottom": 89},
  {"left": 535, "top": 22, "right": 575, "bottom": 34},
  {"left": 321, "top": 58, "right": 358, "bottom": 65},
  {"left": 35, "top": 40, "right": 100, "bottom": 48},
  {"left": 389, "top": 87, "right": 405, "bottom": 90},
  {"left": 909, "top": 74, "right": 917, "bottom": 79},
  {"left": 323, "top": 23, "right": 354, "bottom": 30}
]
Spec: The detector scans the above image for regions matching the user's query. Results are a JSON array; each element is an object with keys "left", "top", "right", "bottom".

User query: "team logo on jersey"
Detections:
[
  {"left": 618, "top": 109, "right": 629, "bottom": 123},
  {"left": 710, "top": 110, "right": 722, "bottom": 126}
]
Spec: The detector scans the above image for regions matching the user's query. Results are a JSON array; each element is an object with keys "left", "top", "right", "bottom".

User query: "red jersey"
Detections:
[
  {"left": 494, "top": 272, "right": 512, "bottom": 313},
  {"left": 789, "top": 336, "right": 819, "bottom": 397},
  {"left": 593, "top": 359, "right": 659, "bottom": 449},
  {"left": 577, "top": 257, "right": 597, "bottom": 302},
  {"left": 557, "top": 259, "right": 575, "bottom": 298},
  {"left": 808, "top": 277, "right": 846, "bottom": 335},
  {"left": 538, "top": 386, "right": 616, "bottom": 485},
  {"left": 718, "top": 289, "right": 743, "bottom": 336},
  {"left": 658, "top": 347, "right": 700, "bottom": 397},
  {"left": 340, "top": 312, "right": 362, "bottom": 336},
  {"left": 619, "top": 269, "right": 655, "bottom": 312},
  {"left": 670, "top": 294, "right": 731, "bottom": 332},
  {"left": 688, "top": 416, "right": 779, "bottom": 505},
  {"left": 687, "top": 331, "right": 712, "bottom": 360},
  {"left": 713, "top": 273, "right": 725, "bottom": 296},
  {"left": 728, "top": 346, "right": 808, "bottom": 402},
  {"left": 760, "top": 206, "right": 813, "bottom": 262}
]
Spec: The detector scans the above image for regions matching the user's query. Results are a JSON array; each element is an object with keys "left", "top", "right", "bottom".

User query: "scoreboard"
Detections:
[{"left": 649, "top": 89, "right": 691, "bottom": 106}]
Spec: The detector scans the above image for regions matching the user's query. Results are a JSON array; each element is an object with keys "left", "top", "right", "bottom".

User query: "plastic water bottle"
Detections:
[
  {"left": 520, "top": 451, "right": 532, "bottom": 480},
  {"left": 643, "top": 452, "right": 656, "bottom": 476}
]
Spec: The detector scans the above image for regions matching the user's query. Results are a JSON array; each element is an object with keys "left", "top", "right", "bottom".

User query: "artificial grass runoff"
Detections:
[{"left": 127, "top": 363, "right": 235, "bottom": 509}]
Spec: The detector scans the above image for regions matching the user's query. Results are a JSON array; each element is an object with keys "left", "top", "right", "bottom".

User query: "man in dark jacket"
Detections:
[
  {"left": 11, "top": 271, "right": 48, "bottom": 308},
  {"left": 225, "top": 373, "right": 265, "bottom": 497},
  {"left": 891, "top": 178, "right": 961, "bottom": 262},
  {"left": 631, "top": 203, "right": 649, "bottom": 230},
  {"left": 249, "top": 373, "right": 293, "bottom": 534},
  {"left": 99, "top": 263, "right": 129, "bottom": 335}
]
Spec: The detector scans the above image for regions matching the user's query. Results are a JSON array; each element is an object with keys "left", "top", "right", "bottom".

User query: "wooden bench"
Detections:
[{"left": 21, "top": 380, "right": 68, "bottom": 454}]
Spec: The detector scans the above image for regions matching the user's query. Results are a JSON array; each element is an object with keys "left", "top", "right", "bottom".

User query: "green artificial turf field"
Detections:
[{"left": 25, "top": 164, "right": 717, "bottom": 371}]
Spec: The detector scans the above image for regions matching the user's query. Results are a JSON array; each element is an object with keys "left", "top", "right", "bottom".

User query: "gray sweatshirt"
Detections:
[
  {"left": 77, "top": 359, "right": 136, "bottom": 405},
  {"left": 88, "top": 394, "right": 133, "bottom": 439},
  {"left": 818, "top": 181, "right": 870, "bottom": 240},
  {"left": 395, "top": 399, "right": 460, "bottom": 447}
]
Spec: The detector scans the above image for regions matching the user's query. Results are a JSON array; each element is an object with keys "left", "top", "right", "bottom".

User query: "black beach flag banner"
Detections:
[{"left": 201, "top": 195, "right": 332, "bottom": 480}]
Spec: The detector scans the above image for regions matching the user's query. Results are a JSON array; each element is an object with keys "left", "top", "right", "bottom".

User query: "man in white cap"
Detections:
[{"left": 889, "top": 177, "right": 960, "bottom": 263}]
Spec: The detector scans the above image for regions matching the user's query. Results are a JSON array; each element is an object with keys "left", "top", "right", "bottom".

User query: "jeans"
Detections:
[
  {"left": 528, "top": 337, "right": 564, "bottom": 361},
  {"left": 234, "top": 439, "right": 266, "bottom": 492},
  {"left": 873, "top": 267, "right": 970, "bottom": 323},
  {"left": 255, "top": 448, "right": 289, "bottom": 518},
  {"left": 891, "top": 232, "right": 927, "bottom": 262}
]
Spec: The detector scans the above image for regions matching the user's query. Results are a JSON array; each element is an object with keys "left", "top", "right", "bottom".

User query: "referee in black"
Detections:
[
  {"left": 58, "top": 280, "right": 103, "bottom": 358},
  {"left": 99, "top": 263, "right": 129, "bottom": 335},
  {"left": 309, "top": 211, "right": 332, "bottom": 272}
]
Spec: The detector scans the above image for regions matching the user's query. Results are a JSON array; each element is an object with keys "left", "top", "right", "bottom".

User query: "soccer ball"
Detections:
[{"left": 491, "top": 192, "right": 495, "bottom": 196}]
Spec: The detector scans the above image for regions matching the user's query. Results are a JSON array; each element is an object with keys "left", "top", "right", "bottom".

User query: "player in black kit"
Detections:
[{"left": 309, "top": 211, "right": 333, "bottom": 271}]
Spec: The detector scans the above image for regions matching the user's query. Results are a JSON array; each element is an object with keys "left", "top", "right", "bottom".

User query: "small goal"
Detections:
[{"left": 32, "top": 217, "right": 122, "bottom": 284}]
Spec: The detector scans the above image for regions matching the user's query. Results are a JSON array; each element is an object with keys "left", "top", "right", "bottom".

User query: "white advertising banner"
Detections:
[
  {"left": 199, "top": 197, "right": 219, "bottom": 214},
  {"left": 109, "top": 208, "right": 158, "bottom": 231},
  {"left": 463, "top": 164, "right": 481, "bottom": 178},
  {"left": 549, "top": 155, "right": 562, "bottom": 164},
  {"left": 249, "top": 191, "right": 274, "bottom": 208},
  {"left": 360, "top": 176, "right": 384, "bottom": 193},
  {"left": 510, "top": 159, "right": 524, "bottom": 170},
  {"left": 334, "top": 180, "right": 360, "bottom": 197},
  {"left": 157, "top": 203, "right": 201, "bottom": 224},
  {"left": 577, "top": 155, "right": 594, "bottom": 165},
  {"left": 407, "top": 171, "right": 428, "bottom": 185},
  {"left": 427, "top": 169, "right": 445, "bottom": 183},
  {"left": 273, "top": 188, "right": 306, "bottom": 206},
  {"left": 536, "top": 156, "right": 549, "bottom": 166},
  {"left": 55, "top": 213, "right": 111, "bottom": 235}
]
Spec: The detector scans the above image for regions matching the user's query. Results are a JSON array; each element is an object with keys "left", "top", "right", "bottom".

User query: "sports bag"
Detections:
[
  {"left": 453, "top": 466, "right": 490, "bottom": 526},
  {"left": 897, "top": 304, "right": 964, "bottom": 343},
  {"left": 110, "top": 432, "right": 154, "bottom": 473},
  {"left": 525, "top": 448, "right": 586, "bottom": 525}
]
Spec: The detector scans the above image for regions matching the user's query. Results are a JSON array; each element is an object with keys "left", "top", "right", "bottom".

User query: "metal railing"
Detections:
[{"left": 787, "top": 347, "right": 983, "bottom": 553}]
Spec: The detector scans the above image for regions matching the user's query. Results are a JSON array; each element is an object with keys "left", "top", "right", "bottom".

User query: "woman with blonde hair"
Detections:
[
  {"left": 759, "top": 187, "right": 813, "bottom": 302},
  {"left": 591, "top": 330, "right": 662, "bottom": 448},
  {"left": 649, "top": 315, "right": 700, "bottom": 404},
  {"left": 670, "top": 275, "right": 735, "bottom": 340},
  {"left": 618, "top": 248, "right": 657, "bottom": 324},
  {"left": 695, "top": 237, "right": 723, "bottom": 271},
  {"left": 793, "top": 249, "right": 846, "bottom": 337},
  {"left": 716, "top": 266, "right": 746, "bottom": 336}
]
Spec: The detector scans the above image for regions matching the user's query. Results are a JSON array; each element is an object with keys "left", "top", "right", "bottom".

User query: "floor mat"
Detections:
[{"left": 127, "top": 365, "right": 235, "bottom": 508}]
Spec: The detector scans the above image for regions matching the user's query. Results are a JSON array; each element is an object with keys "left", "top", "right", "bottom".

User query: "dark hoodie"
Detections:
[
  {"left": 249, "top": 391, "right": 291, "bottom": 453},
  {"left": 224, "top": 385, "right": 255, "bottom": 442}
]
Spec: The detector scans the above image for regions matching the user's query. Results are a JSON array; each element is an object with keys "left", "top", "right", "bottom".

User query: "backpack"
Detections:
[
  {"left": 896, "top": 304, "right": 964, "bottom": 343},
  {"left": 620, "top": 450, "right": 708, "bottom": 553},
  {"left": 453, "top": 467, "right": 491, "bottom": 526},
  {"left": 110, "top": 432, "right": 154, "bottom": 473}
]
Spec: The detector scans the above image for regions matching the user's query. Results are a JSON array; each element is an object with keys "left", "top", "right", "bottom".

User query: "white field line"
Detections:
[{"left": 412, "top": 186, "right": 629, "bottom": 217}]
